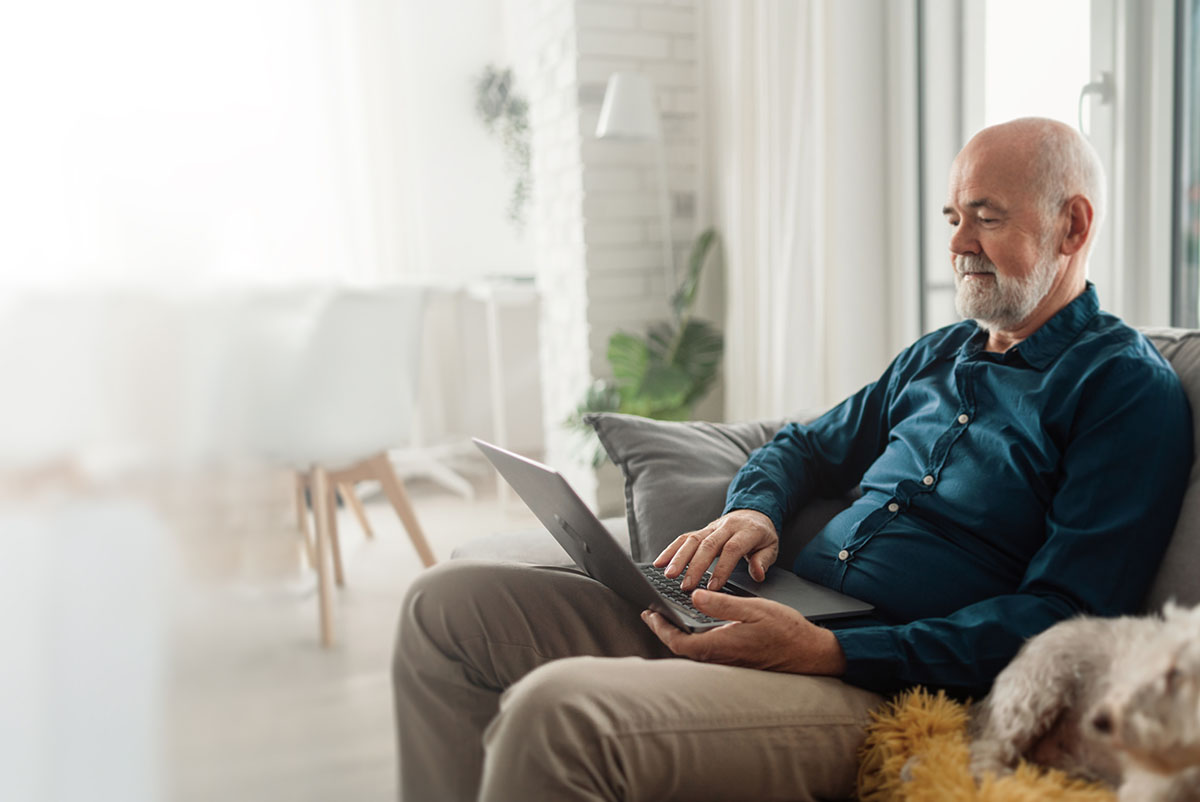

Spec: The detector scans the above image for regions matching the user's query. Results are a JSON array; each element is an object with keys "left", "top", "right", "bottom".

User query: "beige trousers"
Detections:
[{"left": 393, "top": 561, "right": 883, "bottom": 802}]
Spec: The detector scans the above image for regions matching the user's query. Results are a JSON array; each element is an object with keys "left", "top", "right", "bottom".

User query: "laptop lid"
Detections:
[{"left": 473, "top": 438, "right": 697, "bottom": 622}]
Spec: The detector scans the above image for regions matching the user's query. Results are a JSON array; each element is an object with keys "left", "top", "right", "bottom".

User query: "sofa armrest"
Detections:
[{"left": 450, "top": 516, "right": 630, "bottom": 566}]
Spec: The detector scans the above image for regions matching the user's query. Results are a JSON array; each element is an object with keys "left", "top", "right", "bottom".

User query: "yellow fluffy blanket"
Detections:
[{"left": 857, "top": 687, "right": 1116, "bottom": 802}]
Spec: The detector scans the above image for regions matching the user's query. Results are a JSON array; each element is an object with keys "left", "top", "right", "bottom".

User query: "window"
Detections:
[
  {"left": 982, "top": 0, "right": 1091, "bottom": 128},
  {"left": 1175, "top": 0, "right": 1200, "bottom": 326},
  {"left": 918, "top": 0, "right": 1179, "bottom": 332}
]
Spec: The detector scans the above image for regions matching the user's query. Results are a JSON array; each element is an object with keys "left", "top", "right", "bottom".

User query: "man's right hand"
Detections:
[{"left": 653, "top": 509, "right": 780, "bottom": 592}]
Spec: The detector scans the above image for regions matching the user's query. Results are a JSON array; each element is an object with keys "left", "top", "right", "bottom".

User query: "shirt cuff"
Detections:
[
  {"left": 722, "top": 494, "right": 785, "bottom": 535},
  {"left": 832, "top": 625, "right": 906, "bottom": 694}
]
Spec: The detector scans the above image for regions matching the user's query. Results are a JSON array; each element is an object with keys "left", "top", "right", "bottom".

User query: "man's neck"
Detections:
[{"left": 983, "top": 270, "right": 1087, "bottom": 354}]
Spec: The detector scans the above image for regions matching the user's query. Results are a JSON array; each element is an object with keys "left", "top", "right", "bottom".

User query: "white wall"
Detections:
[
  {"left": 503, "top": 0, "right": 704, "bottom": 513},
  {"left": 404, "top": 0, "right": 535, "bottom": 281}
]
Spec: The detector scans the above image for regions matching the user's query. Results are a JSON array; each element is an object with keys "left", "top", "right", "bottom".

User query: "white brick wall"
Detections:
[{"left": 512, "top": 0, "right": 700, "bottom": 514}]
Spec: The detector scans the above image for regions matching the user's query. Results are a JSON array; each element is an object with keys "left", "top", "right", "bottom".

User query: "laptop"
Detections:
[{"left": 473, "top": 438, "right": 874, "bottom": 633}]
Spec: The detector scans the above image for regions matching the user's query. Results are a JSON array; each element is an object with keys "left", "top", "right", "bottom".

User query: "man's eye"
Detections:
[
  {"left": 979, "top": 217, "right": 998, "bottom": 224},
  {"left": 947, "top": 219, "right": 960, "bottom": 227}
]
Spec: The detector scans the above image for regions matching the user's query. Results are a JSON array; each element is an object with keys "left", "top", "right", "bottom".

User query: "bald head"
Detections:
[{"left": 959, "top": 117, "right": 1106, "bottom": 248}]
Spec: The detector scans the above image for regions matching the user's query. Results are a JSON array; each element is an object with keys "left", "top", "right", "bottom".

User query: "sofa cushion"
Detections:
[
  {"left": 585, "top": 412, "right": 854, "bottom": 564},
  {"left": 1140, "top": 328, "right": 1200, "bottom": 611}
]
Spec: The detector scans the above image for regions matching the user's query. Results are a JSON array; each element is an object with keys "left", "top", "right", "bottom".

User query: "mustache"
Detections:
[{"left": 954, "top": 254, "right": 996, "bottom": 276}]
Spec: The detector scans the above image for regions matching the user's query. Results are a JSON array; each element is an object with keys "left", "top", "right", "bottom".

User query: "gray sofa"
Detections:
[{"left": 453, "top": 327, "right": 1200, "bottom": 615}]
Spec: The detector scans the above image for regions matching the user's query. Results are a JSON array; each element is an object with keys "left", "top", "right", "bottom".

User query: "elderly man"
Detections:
[{"left": 393, "top": 118, "right": 1192, "bottom": 801}]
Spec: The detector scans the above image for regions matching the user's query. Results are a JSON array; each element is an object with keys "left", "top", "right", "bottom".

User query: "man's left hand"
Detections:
[{"left": 640, "top": 590, "right": 848, "bottom": 676}]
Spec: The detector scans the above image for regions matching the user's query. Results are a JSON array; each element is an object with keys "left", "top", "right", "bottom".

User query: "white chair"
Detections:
[
  {"left": 0, "top": 286, "right": 435, "bottom": 647},
  {"left": 225, "top": 286, "right": 436, "bottom": 646}
]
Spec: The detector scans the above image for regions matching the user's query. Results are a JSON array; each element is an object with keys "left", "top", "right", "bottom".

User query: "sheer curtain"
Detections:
[
  {"left": 702, "top": 1, "right": 910, "bottom": 421},
  {"left": 705, "top": 1, "right": 829, "bottom": 420},
  {"left": 0, "top": 0, "right": 418, "bottom": 289}
]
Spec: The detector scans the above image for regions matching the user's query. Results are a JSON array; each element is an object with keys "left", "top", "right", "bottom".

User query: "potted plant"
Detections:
[{"left": 568, "top": 227, "right": 724, "bottom": 465}]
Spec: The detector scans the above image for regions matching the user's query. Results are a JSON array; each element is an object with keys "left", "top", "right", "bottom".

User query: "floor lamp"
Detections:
[{"left": 595, "top": 72, "right": 675, "bottom": 298}]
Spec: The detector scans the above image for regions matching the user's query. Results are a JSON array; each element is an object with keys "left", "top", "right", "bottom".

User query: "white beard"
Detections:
[{"left": 953, "top": 250, "right": 1059, "bottom": 332}]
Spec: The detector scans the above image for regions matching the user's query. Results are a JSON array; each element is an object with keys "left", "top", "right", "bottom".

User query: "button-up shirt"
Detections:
[{"left": 724, "top": 285, "right": 1192, "bottom": 697}]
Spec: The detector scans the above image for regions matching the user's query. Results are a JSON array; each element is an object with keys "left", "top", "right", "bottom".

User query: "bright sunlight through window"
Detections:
[{"left": 983, "top": 0, "right": 1091, "bottom": 129}]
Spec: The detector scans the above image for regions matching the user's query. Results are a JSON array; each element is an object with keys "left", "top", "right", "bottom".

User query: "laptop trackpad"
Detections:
[{"left": 725, "top": 564, "right": 874, "bottom": 621}]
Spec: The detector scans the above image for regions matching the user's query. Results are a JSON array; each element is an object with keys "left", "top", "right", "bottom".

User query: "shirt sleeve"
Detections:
[
  {"left": 722, "top": 351, "right": 910, "bottom": 535},
  {"left": 833, "top": 358, "right": 1193, "bottom": 698}
]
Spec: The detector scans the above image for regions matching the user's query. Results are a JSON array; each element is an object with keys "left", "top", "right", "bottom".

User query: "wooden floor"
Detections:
[{"left": 164, "top": 469, "right": 540, "bottom": 802}]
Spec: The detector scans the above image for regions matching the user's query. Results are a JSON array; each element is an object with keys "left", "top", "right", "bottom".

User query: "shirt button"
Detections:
[
  {"left": 958, "top": 413, "right": 969, "bottom": 424},
  {"left": 922, "top": 475, "right": 934, "bottom": 486},
  {"left": 838, "top": 549, "right": 850, "bottom": 561},
  {"left": 887, "top": 502, "right": 900, "bottom": 513}
]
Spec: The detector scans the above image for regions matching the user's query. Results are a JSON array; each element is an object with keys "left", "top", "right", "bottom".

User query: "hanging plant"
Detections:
[{"left": 474, "top": 65, "right": 531, "bottom": 228}]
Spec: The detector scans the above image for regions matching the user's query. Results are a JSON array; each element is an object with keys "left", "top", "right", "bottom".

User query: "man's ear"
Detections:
[{"left": 1060, "top": 195, "right": 1094, "bottom": 256}]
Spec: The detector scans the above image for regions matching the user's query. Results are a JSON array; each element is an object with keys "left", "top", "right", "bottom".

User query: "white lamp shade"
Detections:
[{"left": 595, "top": 72, "right": 661, "bottom": 141}]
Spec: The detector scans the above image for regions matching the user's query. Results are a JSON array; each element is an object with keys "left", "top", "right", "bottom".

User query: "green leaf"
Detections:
[
  {"left": 632, "top": 363, "right": 691, "bottom": 413},
  {"left": 674, "top": 319, "right": 724, "bottom": 405},
  {"left": 607, "top": 331, "right": 650, "bottom": 388},
  {"left": 645, "top": 321, "right": 676, "bottom": 360},
  {"left": 671, "top": 227, "right": 721, "bottom": 321},
  {"left": 654, "top": 404, "right": 693, "bottom": 421}
]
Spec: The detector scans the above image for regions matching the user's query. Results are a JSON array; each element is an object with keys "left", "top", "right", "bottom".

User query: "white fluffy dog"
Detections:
[{"left": 969, "top": 602, "right": 1200, "bottom": 800}]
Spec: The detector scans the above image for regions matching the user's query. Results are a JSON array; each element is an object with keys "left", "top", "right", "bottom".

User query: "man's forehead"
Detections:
[{"left": 945, "top": 134, "right": 1036, "bottom": 207}]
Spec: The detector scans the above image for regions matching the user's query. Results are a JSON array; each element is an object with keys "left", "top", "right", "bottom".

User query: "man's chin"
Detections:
[{"left": 956, "top": 293, "right": 1012, "bottom": 332}]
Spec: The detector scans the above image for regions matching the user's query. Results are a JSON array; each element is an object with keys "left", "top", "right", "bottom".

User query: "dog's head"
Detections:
[{"left": 1087, "top": 602, "right": 1200, "bottom": 774}]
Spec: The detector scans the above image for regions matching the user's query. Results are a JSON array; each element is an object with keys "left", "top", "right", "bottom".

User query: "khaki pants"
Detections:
[{"left": 393, "top": 561, "right": 883, "bottom": 802}]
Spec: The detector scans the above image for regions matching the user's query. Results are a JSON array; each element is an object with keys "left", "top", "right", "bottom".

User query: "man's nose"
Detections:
[{"left": 949, "top": 222, "right": 979, "bottom": 256}]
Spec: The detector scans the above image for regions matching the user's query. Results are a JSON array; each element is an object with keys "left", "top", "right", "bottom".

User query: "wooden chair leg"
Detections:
[
  {"left": 339, "top": 482, "right": 374, "bottom": 538},
  {"left": 325, "top": 480, "right": 345, "bottom": 587},
  {"left": 295, "top": 472, "right": 317, "bottom": 569},
  {"left": 370, "top": 453, "right": 436, "bottom": 567},
  {"left": 311, "top": 466, "right": 336, "bottom": 648}
]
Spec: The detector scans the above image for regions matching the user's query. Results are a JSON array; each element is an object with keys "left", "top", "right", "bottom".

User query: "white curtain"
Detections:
[
  {"left": 705, "top": 0, "right": 829, "bottom": 420},
  {"left": 702, "top": 0, "right": 908, "bottom": 421},
  {"left": 0, "top": 0, "right": 419, "bottom": 289}
]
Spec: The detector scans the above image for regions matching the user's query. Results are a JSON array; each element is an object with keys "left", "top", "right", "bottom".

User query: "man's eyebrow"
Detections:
[{"left": 942, "top": 198, "right": 1006, "bottom": 215}]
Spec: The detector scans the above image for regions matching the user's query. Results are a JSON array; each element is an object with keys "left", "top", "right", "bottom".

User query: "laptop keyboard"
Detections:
[{"left": 639, "top": 564, "right": 726, "bottom": 624}]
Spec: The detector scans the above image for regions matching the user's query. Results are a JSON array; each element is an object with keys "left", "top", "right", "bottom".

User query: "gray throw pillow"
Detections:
[
  {"left": 585, "top": 412, "right": 853, "bottom": 564},
  {"left": 585, "top": 413, "right": 782, "bottom": 562}
]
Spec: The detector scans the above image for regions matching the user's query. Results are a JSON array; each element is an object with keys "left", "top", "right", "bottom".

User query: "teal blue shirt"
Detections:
[{"left": 724, "top": 285, "right": 1192, "bottom": 697}]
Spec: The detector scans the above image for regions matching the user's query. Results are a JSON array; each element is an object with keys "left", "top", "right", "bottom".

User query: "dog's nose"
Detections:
[{"left": 1091, "top": 709, "right": 1113, "bottom": 735}]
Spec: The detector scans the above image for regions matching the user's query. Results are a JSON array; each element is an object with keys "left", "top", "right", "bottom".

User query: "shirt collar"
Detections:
[{"left": 959, "top": 282, "right": 1101, "bottom": 369}]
